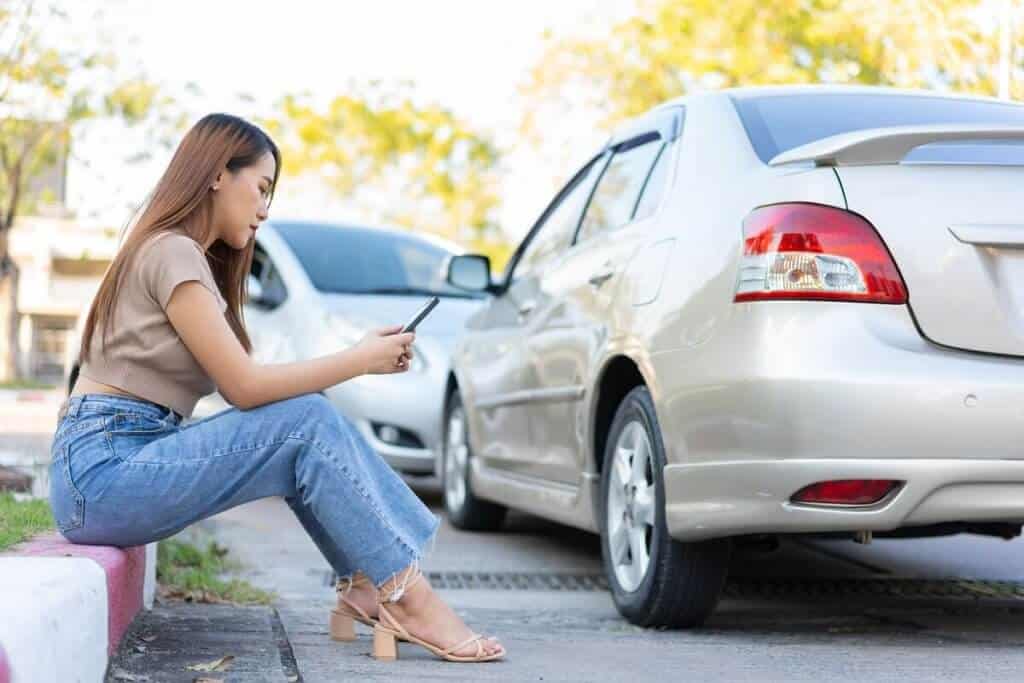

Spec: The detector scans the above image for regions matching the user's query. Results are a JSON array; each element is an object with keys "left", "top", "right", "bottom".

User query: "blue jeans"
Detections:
[{"left": 48, "top": 392, "right": 440, "bottom": 586}]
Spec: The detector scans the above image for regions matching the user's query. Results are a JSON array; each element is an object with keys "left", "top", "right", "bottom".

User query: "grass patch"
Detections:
[
  {"left": 0, "top": 492, "right": 53, "bottom": 551},
  {"left": 0, "top": 379, "right": 56, "bottom": 390},
  {"left": 157, "top": 538, "right": 275, "bottom": 605}
]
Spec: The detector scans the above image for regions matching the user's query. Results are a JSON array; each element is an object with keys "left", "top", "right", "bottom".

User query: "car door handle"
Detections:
[
  {"left": 518, "top": 299, "right": 537, "bottom": 318},
  {"left": 588, "top": 267, "right": 615, "bottom": 288}
]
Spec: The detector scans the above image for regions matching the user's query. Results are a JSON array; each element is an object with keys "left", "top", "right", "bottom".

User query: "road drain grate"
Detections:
[
  {"left": 425, "top": 571, "right": 610, "bottom": 591},
  {"left": 324, "top": 571, "right": 1024, "bottom": 599},
  {"left": 721, "top": 578, "right": 1024, "bottom": 601},
  {"left": 324, "top": 570, "right": 608, "bottom": 591}
]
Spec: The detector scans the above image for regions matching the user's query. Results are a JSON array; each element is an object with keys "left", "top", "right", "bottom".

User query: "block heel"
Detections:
[
  {"left": 373, "top": 624, "right": 398, "bottom": 660},
  {"left": 329, "top": 610, "right": 357, "bottom": 642}
]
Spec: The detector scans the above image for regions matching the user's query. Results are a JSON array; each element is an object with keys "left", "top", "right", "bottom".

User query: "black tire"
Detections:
[
  {"left": 442, "top": 388, "right": 507, "bottom": 531},
  {"left": 600, "top": 386, "right": 731, "bottom": 628},
  {"left": 67, "top": 362, "right": 80, "bottom": 396}
]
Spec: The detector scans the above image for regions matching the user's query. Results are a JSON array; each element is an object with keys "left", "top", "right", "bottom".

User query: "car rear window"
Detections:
[{"left": 732, "top": 92, "right": 1024, "bottom": 164}]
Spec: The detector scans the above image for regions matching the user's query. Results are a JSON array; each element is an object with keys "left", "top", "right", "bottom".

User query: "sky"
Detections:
[{"left": 63, "top": 0, "right": 637, "bottom": 242}]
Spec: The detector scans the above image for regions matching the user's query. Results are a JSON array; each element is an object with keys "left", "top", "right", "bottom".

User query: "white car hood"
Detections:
[{"left": 319, "top": 293, "right": 485, "bottom": 349}]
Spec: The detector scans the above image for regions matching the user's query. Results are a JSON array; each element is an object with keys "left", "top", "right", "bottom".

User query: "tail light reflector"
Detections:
[
  {"left": 735, "top": 203, "right": 908, "bottom": 304},
  {"left": 791, "top": 479, "right": 901, "bottom": 506}
]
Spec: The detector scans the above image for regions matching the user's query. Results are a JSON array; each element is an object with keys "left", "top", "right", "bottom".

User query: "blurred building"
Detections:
[
  {"left": 9, "top": 211, "right": 117, "bottom": 383},
  {"left": 2, "top": 123, "right": 119, "bottom": 384}
]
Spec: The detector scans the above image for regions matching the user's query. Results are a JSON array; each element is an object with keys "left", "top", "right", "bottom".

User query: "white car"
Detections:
[{"left": 441, "top": 85, "right": 1024, "bottom": 627}]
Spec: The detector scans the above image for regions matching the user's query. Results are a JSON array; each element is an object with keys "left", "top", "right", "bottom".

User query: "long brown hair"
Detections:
[{"left": 80, "top": 113, "right": 281, "bottom": 362}]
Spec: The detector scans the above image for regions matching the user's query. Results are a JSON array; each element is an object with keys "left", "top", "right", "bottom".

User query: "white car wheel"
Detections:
[
  {"left": 444, "top": 406, "right": 469, "bottom": 513},
  {"left": 606, "top": 419, "right": 655, "bottom": 592},
  {"left": 442, "top": 389, "right": 507, "bottom": 531}
]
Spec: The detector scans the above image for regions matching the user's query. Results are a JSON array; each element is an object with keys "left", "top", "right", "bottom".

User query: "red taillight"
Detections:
[
  {"left": 734, "top": 203, "right": 908, "bottom": 304},
  {"left": 791, "top": 479, "right": 901, "bottom": 506}
]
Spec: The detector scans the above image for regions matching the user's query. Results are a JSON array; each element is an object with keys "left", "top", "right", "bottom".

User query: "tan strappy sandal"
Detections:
[
  {"left": 329, "top": 574, "right": 377, "bottom": 641},
  {"left": 371, "top": 567, "right": 505, "bottom": 663}
]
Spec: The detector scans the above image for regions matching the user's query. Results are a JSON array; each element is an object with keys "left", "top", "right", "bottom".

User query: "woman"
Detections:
[{"left": 49, "top": 113, "right": 504, "bottom": 664}]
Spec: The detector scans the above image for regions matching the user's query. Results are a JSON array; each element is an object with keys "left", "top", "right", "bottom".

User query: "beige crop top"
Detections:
[{"left": 79, "top": 230, "right": 228, "bottom": 417}]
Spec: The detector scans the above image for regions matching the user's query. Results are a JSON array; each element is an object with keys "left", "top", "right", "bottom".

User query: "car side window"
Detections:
[
  {"left": 510, "top": 156, "right": 605, "bottom": 281},
  {"left": 250, "top": 249, "right": 266, "bottom": 280},
  {"left": 575, "top": 139, "right": 663, "bottom": 244},
  {"left": 251, "top": 244, "right": 288, "bottom": 307},
  {"left": 631, "top": 142, "right": 672, "bottom": 223}
]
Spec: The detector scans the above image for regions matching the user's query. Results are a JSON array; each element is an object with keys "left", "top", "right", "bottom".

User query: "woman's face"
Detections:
[{"left": 211, "top": 151, "right": 276, "bottom": 250}]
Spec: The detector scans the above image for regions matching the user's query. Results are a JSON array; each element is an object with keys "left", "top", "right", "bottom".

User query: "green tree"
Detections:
[
  {"left": 0, "top": 0, "right": 165, "bottom": 379},
  {"left": 522, "top": 0, "right": 1012, "bottom": 135},
  {"left": 263, "top": 87, "right": 510, "bottom": 268}
]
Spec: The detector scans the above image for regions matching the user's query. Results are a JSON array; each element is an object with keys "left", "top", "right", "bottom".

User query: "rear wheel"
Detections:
[
  {"left": 442, "top": 389, "right": 507, "bottom": 531},
  {"left": 600, "top": 386, "right": 731, "bottom": 628}
]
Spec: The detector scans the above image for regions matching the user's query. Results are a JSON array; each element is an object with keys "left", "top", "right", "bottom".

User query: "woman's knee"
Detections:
[
  {"left": 289, "top": 392, "right": 340, "bottom": 427},
  {"left": 247, "top": 393, "right": 337, "bottom": 434},
  {"left": 277, "top": 393, "right": 368, "bottom": 453},
  {"left": 276, "top": 392, "right": 333, "bottom": 417}
]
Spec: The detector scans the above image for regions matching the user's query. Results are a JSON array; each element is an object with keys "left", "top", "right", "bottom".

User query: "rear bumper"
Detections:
[
  {"left": 654, "top": 303, "right": 1024, "bottom": 467},
  {"left": 665, "top": 458, "right": 1024, "bottom": 541},
  {"left": 650, "top": 302, "right": 1024, "bottom": 541}
]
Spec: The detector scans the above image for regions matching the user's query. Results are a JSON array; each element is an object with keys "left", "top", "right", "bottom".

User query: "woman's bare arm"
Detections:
[{"left": 166, "top": 281, "right": 415, "bottom": 410}]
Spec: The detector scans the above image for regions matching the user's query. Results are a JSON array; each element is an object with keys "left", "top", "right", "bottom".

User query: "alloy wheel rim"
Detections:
[
  {"left": 444, "top": 406, "right": 468, "bottom": 512},
  {"left": 606, "top": 419, "right": 656, "bottom": 593}
]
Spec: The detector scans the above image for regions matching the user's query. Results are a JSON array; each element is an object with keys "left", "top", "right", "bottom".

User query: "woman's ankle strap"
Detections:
[{"left": 378, "top": 563, "right": 423, "bottom": 603}]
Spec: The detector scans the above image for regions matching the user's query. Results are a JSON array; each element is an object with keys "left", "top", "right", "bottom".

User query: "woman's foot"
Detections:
[
  {"left": 377, "top": 566, "right": 504, "bottom": 659},
  {"left": 337, "top": 572, "right": 379, "bottom": 620}
]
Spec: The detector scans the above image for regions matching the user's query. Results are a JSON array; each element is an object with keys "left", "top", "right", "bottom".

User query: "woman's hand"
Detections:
[{"left": 353, "top": 326, "right": 416, "bottom": 375}]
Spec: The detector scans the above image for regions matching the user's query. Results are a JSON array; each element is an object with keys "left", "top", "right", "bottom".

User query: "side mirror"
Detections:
[
  {"left": 446, "top": 254, "right": 492, "bottom": 292},
  {"left": 246, "top": 274, "right": 265, "bottom": 305}
]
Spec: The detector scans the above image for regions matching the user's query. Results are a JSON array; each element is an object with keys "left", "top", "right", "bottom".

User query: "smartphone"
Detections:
[{"left": 400, "top": 296, "right": 440, "bottom": 333}]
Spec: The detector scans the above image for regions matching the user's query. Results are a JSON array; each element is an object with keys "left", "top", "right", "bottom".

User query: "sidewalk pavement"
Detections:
[
  {"left": 0, "top": 388, "right": 63, "bottom": 404},
  {"left": 0, "top": 389, "right": 62, "bottom": 499}
]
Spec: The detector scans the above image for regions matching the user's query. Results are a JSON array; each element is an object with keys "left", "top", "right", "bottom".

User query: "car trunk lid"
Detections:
[
  {"left": 837, "top": 163, "right": 1024, "bottom": 357},
  {"left": 769, "top": 124, "right": 1024, "bottom": 357}
]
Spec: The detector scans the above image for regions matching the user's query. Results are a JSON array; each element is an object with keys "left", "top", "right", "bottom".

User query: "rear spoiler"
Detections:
[{"left": 768, "top": 124, "right": 1024, "bottom": 167}]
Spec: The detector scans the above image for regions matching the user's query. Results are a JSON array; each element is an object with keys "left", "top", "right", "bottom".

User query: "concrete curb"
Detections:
[
  {"left": 0, "top": 389, "right": 62, "bottom": 404},
  {"left": 0, "top": 533, "right": 156, "bottom": 682}
]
